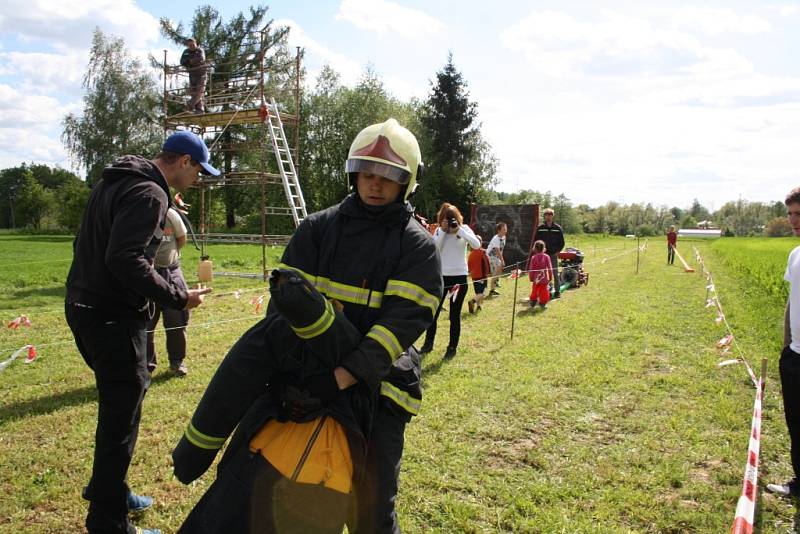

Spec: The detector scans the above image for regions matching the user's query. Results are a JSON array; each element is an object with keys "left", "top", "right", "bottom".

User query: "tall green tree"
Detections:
[
  {"left": 0, "top": 166, "right": 27, "bottom": 228},
  {"left": 0, "top": 164, "right": 84, "bottom": 228},
  {"left": 14, "top": 172, "right": 54, "bottom": 229},
  {"left": 300, "top": 66, "right": 350, "bottom": 211},
  {"left": 63, "top": 29, "right": 162, "bottom": 185},
  {"left": 160, "top": 5, "right": 295, "bottom": 229},
  {"left": 55, "top": 180, "right": 92, "bottom": 232},
  {"left": 299, "top": 65, "right": 419, "bottom": 212},
  {"left": 419, "top": 53, "right": 496, "bottom": 216}
]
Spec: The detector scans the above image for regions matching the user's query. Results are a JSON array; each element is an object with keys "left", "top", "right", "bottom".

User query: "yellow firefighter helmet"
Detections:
[{"left": 345, "top": 118, "right": 423, "bottom": 201}]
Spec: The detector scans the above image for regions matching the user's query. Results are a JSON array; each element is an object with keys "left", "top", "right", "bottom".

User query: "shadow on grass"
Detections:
[
  {"left": 0, "top": 372, "right": 178, "bottom": 424},
  {"left": 0, "top": 235, "right": 74, "bottom": 244},
  {"left": 421, "top": 354, "right": 449, "bottom": 379},
  {"left": 9, "top": 285, "right": 67, "bottom": 300}
]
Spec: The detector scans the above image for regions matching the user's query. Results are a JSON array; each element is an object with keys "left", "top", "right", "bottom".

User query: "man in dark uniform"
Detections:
[
  {"left": 535, "top": 207, "right": 565, "bottom": 298},
  {"left": 65, "top": 131, "right": 217, "bottom": 534},
  {"left": 171, "top": 118, "right": 442, "bottom": 533}
]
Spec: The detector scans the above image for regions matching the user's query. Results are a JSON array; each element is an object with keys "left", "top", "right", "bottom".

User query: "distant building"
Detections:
[
  {"left": 696, "top": 220, "right": 719, "bottom": 229},
  {"left": 678, "top": 228, "right": 722, "bottom": 238}
]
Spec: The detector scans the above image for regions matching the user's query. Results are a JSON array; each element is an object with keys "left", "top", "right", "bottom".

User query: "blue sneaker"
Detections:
[
  {"left": 134, "top": 528, "right": 162, "bottom": 534},
  {"left": 127, "top": 492, "right": 153, "bottom": 512}
]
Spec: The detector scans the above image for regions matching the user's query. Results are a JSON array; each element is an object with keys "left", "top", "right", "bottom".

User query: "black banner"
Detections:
[{"left": 469, "top": 203, "right": 540, "bottom": 268}]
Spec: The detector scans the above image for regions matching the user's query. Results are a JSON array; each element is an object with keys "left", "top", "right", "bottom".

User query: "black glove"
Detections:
[
  {"left": 268, "top": 268, "right": 327, "bottom": 328},
  {"left": 172, "top": 435, "right": 219, "bottom": 484}
]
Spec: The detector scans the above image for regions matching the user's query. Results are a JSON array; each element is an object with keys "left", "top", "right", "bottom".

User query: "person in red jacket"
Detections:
[
  {"left": 528, "top": 240, "right": 553, "bottom": 310},
  {"left": 467, "top": 236, "right": 490, "bottom": 313},
  {"left": 667, "top": 225, "right": 677, "bottom": 265}
]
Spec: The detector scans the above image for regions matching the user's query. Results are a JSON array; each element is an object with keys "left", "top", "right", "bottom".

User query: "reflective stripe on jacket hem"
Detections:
[
  {"left": 185, "top": 422, "right": 226, "bottom": 450},
  {"left": 380, "top": 381, "right": 421, "bottom": 415}
]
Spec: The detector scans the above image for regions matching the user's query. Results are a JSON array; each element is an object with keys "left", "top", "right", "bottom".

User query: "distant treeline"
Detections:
[{"left": 0, "top": 162, "right": 788, "bottom": 237}]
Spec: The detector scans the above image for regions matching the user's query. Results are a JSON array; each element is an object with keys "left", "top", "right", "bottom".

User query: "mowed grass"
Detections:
[{"left": 0, "top": 234, "right": 798, "bottom": 533}]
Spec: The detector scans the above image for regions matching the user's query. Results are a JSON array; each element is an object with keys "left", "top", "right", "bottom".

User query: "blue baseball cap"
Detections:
[{"left": 163, "top": 131, "right": 221, "bottom": 176}]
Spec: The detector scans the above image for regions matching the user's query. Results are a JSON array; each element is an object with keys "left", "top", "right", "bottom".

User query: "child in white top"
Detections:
[{"left": 486, "top": 222, "right": 507, "bottom": 295}]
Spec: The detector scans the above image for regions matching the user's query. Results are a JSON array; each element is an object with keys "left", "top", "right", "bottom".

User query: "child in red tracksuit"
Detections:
[{"left": 528, "top": 240, "right": 553, "bottom": 310}]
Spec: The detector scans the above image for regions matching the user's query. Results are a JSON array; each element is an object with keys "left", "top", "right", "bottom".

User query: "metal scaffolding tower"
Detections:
[{"left": 162, "top": 29, "right": 304, "bottom": 278}]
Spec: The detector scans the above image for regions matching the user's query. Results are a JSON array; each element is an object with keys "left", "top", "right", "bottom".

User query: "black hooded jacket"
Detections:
[{"left": 66, "top": 155, "right": 188, "bottom": 316}]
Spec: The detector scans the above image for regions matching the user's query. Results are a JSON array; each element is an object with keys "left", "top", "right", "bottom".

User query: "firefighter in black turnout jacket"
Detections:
[{"left": 172, "top": 118, "right": 442, "bottom": 533}]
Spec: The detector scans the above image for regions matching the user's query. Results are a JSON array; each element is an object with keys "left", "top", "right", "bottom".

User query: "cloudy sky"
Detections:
[{"left": 1, "top": 0, "right": 798, "bottom": 209}]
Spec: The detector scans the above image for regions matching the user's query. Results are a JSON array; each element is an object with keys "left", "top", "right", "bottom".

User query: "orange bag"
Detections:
[{"left": 249, "top": 416, "right": 353, "bottom": 494}]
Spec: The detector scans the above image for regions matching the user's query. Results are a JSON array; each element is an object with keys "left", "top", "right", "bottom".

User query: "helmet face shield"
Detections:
[
  {"left": 345, "top": 159, "right": 411, "bottom": 185},
  {"left": 346, "top": 118, "right": 422, "bottom": 201}
]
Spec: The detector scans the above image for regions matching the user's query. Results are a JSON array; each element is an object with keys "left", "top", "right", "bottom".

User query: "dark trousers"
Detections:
[
  {"left": 667, "top": 245, "right": 675, "bottom": 264},
  {"left": 424, "top": 274, "right": 468, "bottom": 350},
  {"left": 349, "top": 401, "right": 408, "bottom": 534},
  {"left": 146, "top": 265, "right": 189, "bottom": 370},
  {"left": 549, "top": 254, "right": 560, "bottom": 294},
  {"left": 65, "top": 303, "right": 150, "bottom": 534},
  {"left": 188, "top": 74, "right": 206, "bottom": 112},
  {"left": 780, "top": 345, "right": 800, "bottom": 480}
]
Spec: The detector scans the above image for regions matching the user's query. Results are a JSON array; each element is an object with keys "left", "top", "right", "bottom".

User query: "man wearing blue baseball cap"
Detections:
[{"left": 65, "top": 130, "right": 217, "bottom": 534}]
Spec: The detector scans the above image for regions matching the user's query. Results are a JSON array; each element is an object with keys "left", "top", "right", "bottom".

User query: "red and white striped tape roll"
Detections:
[{"left": 730, "top": 374, "right": 765, "bottom": 534}]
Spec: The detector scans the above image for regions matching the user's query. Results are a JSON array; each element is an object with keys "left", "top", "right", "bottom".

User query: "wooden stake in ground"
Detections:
[
  {"left": 511, "top": 263, "right": 519, "bottom": 340},
  {"left": 673, "top": 247, "right": 695, "bottom": 273}
]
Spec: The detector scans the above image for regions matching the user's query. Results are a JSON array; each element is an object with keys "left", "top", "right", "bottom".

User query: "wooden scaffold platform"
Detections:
[{"left": 162, "top": 27, "right": 305, "bottom": 279}]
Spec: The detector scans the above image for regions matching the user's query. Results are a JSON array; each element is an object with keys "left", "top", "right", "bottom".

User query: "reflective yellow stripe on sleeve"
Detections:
[
  {"left": 318, "top": 278, "right": 383, "bottom": 309},
  {"left": 185, "top": 422, "right": 226, "bottom": 450},
  {"left": 366, "top": 324, "right": 403, "bottom": 360},
  {"left": 380, "top": 381, "right": 421, "bottom": 415},
  {"left": 278, "top": 264, "right": 383, "bottom": 309},
  {"left": 291, "top": 299, "right": 336, "bottom": 339},
  {"left": 384, "top": 279, "right": 439, "bottom": 315},
  {"left": 276, "top": 263, "right": 318, "bottom": 286}
]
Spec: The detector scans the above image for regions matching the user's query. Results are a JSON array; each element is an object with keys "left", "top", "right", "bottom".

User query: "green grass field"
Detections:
[{"left": 1, "top": 234, "right": 799, "bottom": 533}]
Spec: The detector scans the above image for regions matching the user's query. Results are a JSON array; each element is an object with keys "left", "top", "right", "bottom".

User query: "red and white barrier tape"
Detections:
[
  {"left": 0, "top": 344, "right": 36, "bottom": 372},
  {"left": 694, "top": 247, "right": 759, "bottom": 388},
  {"left": 730, "top": 361, "right": 766, "bottom": 534}
]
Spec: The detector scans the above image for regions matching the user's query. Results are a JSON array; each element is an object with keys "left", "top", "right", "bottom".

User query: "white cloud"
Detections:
[
  {"left": 777, "top": 4, "right": 800, "bottom": 16},
  {"left": 0, "top": 127, "right": 67, "bottom": 168},
  {"left": 479, "top": 82, "right": 800, "bottom": 207},
  {"left": 276, "top": 18, "right": 362, "bottom": 87},
  {"left": 0, "top": 84, "right": 76, "bottom": 168},
  {"left": 335, "top": 0, "right": 446, "bottom": 39},
  {"left": 0, "top": 0, "right": 160, "bottom": 51},
  {"left": 0, "top": 51, "right": 86, "bottom": 95},
  {"left": 668, "top": 7, "right": 771, "bottom": 35},
  {"left": 500, "top": 9, "right": 753, "bottom": 80},
  {"left": 0, "top": 84, "right": 70, "bottom": 126}
]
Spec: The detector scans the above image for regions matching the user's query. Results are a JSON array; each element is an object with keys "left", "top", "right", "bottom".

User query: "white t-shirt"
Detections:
[
  {"left": 433, "top": 224, "right": 482, "bottom": 276},
  {"left": 486, "top": 234, "right": 505, "bottom": 259},
  {"left": 154, "top": 208, "right": 188, "bottom": 268},
  {"left": 786, "top": 245, "right": 800, "bottom": 353},
  {"left": 486, "top": 234, "right": 506, "bottom": 272}
]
